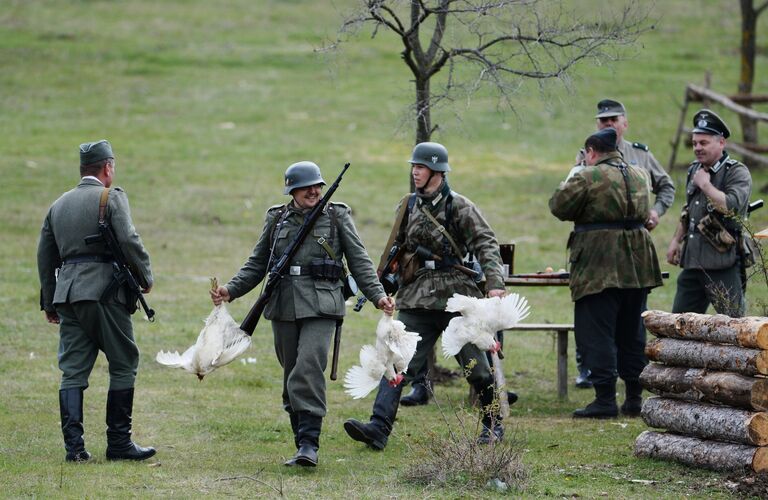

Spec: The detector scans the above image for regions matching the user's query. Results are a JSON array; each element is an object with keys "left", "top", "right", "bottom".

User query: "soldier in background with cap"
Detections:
[
  {"left": 667, "top": 109, "right": 753, "bottom": 317},
  {"left": 343, "top": 142, "right": 508, "bottom": 449},
  {"left": 37, "top": 140, "right": 156, "bottom": 462},
  {"left": 210, "top": 161, "right": 394, "bottom": 467},
  {"left": 551, "top": 128, "right": 663, "bottom": 418},
  {"left": 572, "top": 98, "right": 675, "bottom": 389}
]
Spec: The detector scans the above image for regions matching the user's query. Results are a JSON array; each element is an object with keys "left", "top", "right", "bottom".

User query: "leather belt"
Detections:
[{"left": 574, "top": 221, "right": 644, "bottom": 233}]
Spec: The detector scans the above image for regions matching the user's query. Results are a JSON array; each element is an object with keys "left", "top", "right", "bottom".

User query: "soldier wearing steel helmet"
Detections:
[
  {"left": 211, "top": 161, "right": 394, "bottom": 467},
  {"left": 343, "top": 142, "right": 508, "bottom": 449}
]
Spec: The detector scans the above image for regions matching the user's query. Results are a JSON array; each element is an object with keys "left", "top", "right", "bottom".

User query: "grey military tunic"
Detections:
[
  {"left": 673, "top": 153, "right": 752, "bottom": 317},
  {"left": 37, "top": 178, "right": 153, "bottom": 390},
  {"left": 225, "top": 201, "right": 386, "bottom": 417},
  {"left": 576, "top": 138, "right": 675, "bottom": 217}
]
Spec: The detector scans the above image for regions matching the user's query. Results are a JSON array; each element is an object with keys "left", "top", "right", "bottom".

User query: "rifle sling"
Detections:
[
  {"left": 98, "top": 187, "right": 110, "bottom": 224},
  {"left": 376, "top": 193, "right": 413, "bottom": 274}
]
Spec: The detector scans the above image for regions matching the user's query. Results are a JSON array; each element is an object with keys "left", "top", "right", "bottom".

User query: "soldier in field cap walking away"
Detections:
[
  {"left": 37, "top": 140, "right": 156, "bottom": 462},
  {"left": 571, "top": 98, "right": 675, "bottom": 389},
  {"left": 551, "top": 128, "right": 663, "bottom": 419},
  {"left": 667, "top": 109, "right": 753, "bottom": 317}
]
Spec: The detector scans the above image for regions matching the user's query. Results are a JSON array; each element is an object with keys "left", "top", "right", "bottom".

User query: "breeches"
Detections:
[
  {"left": 56, "top": 301, "right": 138, "bottom": 391},
  {"left": 574, "top": 288, "right": 648, "bottom": 386},
  {"left": 272, "top": 317, "right": 336, "bottom": 417},
  {"left": 398, "top": 309, "right": 494, "bottom": 393},
  {"left": 672, "top": 266, "right": 744, "bottom": 317}
]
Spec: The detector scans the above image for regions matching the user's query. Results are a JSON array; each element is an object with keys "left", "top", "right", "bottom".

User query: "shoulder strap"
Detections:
[
  {"left": 377, "top": 193, "right": 415, "bottom": 274},
  {"left": 420, "top": 203, "right": 465, "bottom": 259},
  {"left": 98, "top": 187, "right": 111, "bottom": 224}
]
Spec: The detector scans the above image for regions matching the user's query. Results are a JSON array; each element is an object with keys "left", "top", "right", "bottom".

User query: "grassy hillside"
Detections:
[{"left": 2, "top": 0, "right": 768, "bottom": 497}]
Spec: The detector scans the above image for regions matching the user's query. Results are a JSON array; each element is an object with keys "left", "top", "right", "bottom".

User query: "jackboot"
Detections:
[
  {"left": 105, "top": 388, "right": 156, "bottom": 461},
  {"left": 476, "top": 385, "right": 504, "bottom": 445},
  {"left": 621, "top": 379, "right": 643, "bottom": 417},
  {"left": 400, "top": 381, "right": 430, "bottom": 407},
  {"left": 59, "top": 388, "right": 91, "bottom": 462},
  {"left": 573, "top": 382, "right": 618, "bottom": 419},
  {"left": 285, "top": 412, "right": 322, "bottom": 467},
  {"left": 344, "top": 378, "right": 402, "bottom": 450},
  {"left": 289, "top": 411, "right": 299, "bottom": 449}
]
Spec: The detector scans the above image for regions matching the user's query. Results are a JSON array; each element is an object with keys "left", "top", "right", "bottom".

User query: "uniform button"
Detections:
[
  {"left": 689, "top": 235, "right": 694, "bottom": 239},
  {"left": 695, "top": 201, "right": 699, "bottom": 205}
]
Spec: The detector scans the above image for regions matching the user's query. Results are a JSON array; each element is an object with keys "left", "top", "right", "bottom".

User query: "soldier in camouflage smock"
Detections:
[
  {"left": 211, "top": 161, "right": 394, "bottom": 467},
  {"left": 573, "top": 99, "right": 675, "bottom": 389},
  {"left": 550, "top": 128, "right": 663, "bottom": 419},
  {"left": 343, "top": 142, "right": 507, "bottom": 449},
  {"left": 667, "top": 110, "right": 752, "bottom": 317}
]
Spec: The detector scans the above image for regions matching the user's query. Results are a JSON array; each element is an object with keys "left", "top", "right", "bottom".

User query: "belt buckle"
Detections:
[
  {"left": 317, "top": 237, "right": 326, "bottom": 245},
  {"left": 290, "top": 266, "right": 301, "bottom": 276},
  {"left": 425, "top": 260, "right": 436, "bottom": 270}
]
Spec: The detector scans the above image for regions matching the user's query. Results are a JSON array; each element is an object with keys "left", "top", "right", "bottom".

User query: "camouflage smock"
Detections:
[
  {"left": 549, "top": 151, "right": 663, "bottom": 302},
  {"left": 225, "top": 201, "right": 386, "bottom": 321},
  {"left": 394, "top": 181, "right": 505, "bottom": 310},
  {"left": 575, "top": 138, "right": 675, "bottom": 217},
  {"left": 679, "top": 154, "right": 752, "bottom": 270}
]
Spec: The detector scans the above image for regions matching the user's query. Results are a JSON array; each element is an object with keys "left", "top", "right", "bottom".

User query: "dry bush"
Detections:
[{"left": 401, "top": 394, "right": 527, "bottom": 492}]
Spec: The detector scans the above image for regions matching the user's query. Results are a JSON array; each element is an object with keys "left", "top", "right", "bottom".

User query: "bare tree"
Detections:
[
  {"left": 333, "top": 0, "right": 652, "bottom": 145},
  {"left": 738, "top": 0, "right": 768, "bottom": 144}
]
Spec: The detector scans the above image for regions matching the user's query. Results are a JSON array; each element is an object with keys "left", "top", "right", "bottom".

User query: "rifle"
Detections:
[
  {"left": 413, "top": 245, "right": 480, "bottom": 280},
  {"left": 85, "top": 222, "right": 155, "bottom": 321},
  {"left": 330, "top": 319, "right": 343, "bottom": 380},
  {"left": 239, "top": 163, "right": 351, "bottom": 335}
]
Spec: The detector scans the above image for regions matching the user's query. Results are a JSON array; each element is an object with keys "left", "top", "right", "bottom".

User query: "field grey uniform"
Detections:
[
  {"left": 37, "top": 139, "right": 155, "bottom": 462},
  {"left": 223, "top": 164, "right": 385, "bottom": 465}
]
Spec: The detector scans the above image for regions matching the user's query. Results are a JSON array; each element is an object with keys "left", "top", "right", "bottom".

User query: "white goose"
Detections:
[
  {"left": 343, "top": 314, "right": 421, "bottom": 399},
  {"left": 156, "top": 279, "right": 252, "bottom": 380}
]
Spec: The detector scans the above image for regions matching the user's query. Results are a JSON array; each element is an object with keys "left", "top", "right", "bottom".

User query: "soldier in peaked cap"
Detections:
[
  {"left": 37, "top": 140, "right": 156, "bottom": 462},
  {"left": 211, "top": 161, "right": 394, "bottom": 467},
  {"left": 667, "top": 109, "right": 753, "bottom": 317},
  {"left": 343, "top": 142, "right": 509, "bottom": 449},
  {"left": 551, "top": 128, "right": 663, "bottom": 418},
  {"left": 572, "top": 98, "right": 676, "bottom": 391}
]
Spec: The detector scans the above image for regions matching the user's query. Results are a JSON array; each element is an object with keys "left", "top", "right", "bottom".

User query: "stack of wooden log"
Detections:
[{"left": 634, "top": 310, "right": 768, "bottom": 473}]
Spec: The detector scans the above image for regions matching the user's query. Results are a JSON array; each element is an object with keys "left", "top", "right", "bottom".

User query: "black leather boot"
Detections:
[
  {"left": 59, "top": 388, "right": 91, "bottom": 462},
  {"left": 400, "top": 381, "right": 430, "bottom": 407},
  {"left": 621, "top": 379, "right": 643, "bottom": 417},
  {"left": 573, "top": 383, "right": 618, "bottom": 419},
  {"left": 288, "top": 409, "right": 299, "bottom": 449},
  {"left": 285, "top": 412, "right": 322, "bottom": 467},
  {"left": 344, "top": 378, "right": 403, "bottom": 450},
  {"left": 105, "top": 388, "right": 156, "bottom": 461},
  {"left": 476, "top": 385, "right": 504, "bottom": 445}
]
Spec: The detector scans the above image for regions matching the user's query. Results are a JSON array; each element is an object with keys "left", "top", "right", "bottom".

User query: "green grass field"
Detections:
[{"left": 3, "top": 0, "right": 768, "bottom": 497}]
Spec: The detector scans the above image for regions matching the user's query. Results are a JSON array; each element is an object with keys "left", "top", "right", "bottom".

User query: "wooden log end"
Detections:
[
  {"left": 753, "top": 447, "right": 768, "bottom": 473},
  {"left": 758, "top": 351, "right": 768, "bottom": 376},
  {"left": 752, "top": 379, "right": 768, "bottom": 412},
  {"left": 748, "top": 413, "right": 768, "bottom": 446},
  {"left": 756, "top": 324, "right": 768, "bottom": 350}
]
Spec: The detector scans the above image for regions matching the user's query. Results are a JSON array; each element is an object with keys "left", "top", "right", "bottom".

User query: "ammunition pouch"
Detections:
[
  {"left": 379, "top": 250, "right": 418, "bottom": 295},
  {"left": 309, "top": 258, "right": 344, "bottom": 281},
  {"left": 697, "top": 213, "right": 736, "bottom": 253},
  {"left": 740, "top": 233, "right": 758, "bottom": 269}
]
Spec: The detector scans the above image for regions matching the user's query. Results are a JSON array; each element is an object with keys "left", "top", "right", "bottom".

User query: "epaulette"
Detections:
[
  {"left": 267, "top": 203, "right": 286, "bottom": 212},
  {"left": 329, "top": 201, "right": 350, "bottom": 210},
  {"left": 725, "top": 158, "right": 740, "bottom": 166},
  {"left": 632, "top": 142, "right": 649, "bottom": 152}
]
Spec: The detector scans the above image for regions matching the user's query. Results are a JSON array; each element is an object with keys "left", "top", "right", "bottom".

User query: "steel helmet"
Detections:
[
  {"left": 408, "top": 142, "right": 450, "bottom": 172},
  {"left": 283, "top": 161, "right": 326, "bottom": 195}
]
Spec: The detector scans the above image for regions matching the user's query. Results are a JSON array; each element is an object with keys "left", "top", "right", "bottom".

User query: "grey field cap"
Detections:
[
  {"left": 595, "top": 99, "right": 626, "bottom": 118},
  {"left": 79, "top": 139, "right": 114, "bottom": 166}
]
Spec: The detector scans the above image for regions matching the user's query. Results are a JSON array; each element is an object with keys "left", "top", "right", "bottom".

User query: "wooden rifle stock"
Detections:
[{"left": 239, "top": 163, "right": 351, "bottom": 335}]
